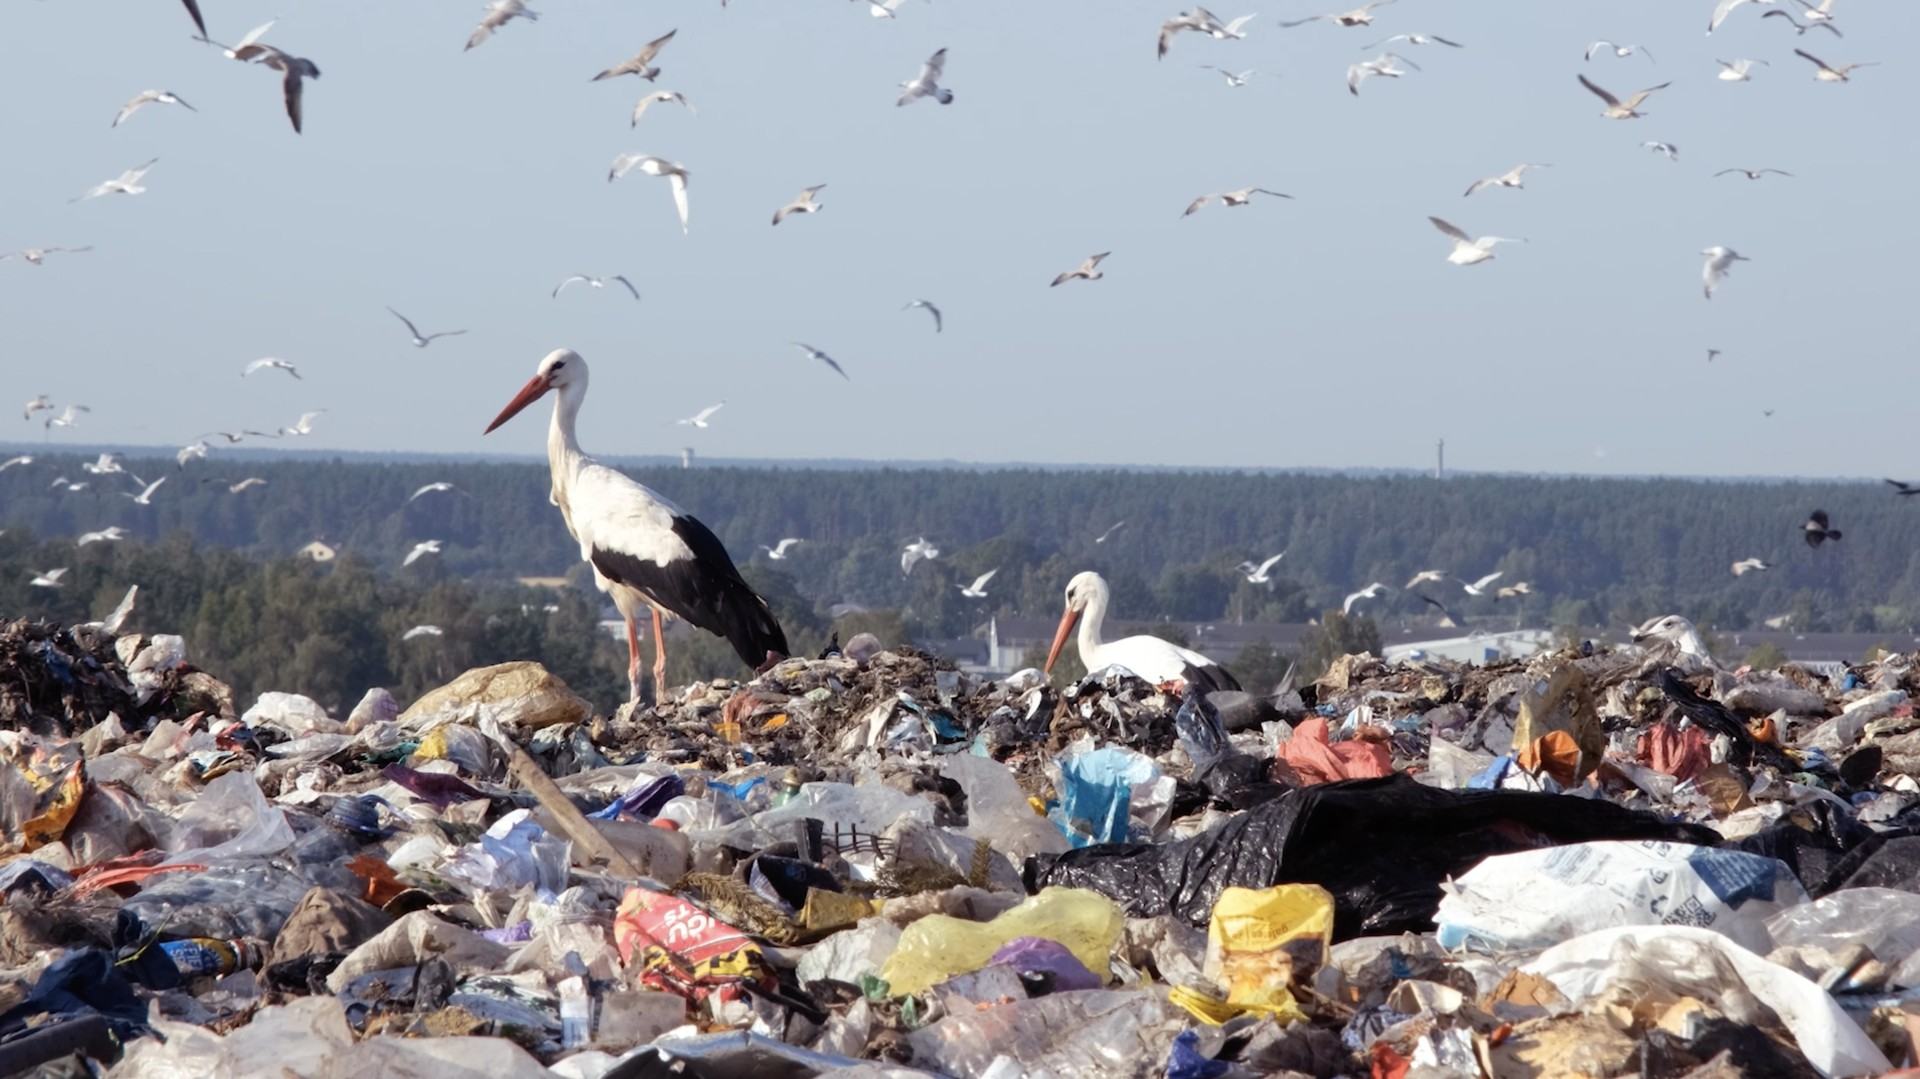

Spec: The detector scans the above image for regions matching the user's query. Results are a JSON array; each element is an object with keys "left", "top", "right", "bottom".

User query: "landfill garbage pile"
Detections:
[{"left": 8, "top": 614, "right": 1920, "bottom": 1078}]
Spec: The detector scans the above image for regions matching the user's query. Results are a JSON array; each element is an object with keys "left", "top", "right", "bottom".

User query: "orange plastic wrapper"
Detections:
[
  {"left": 1517, "top": 730, "right": 1582, "bottom": 787},
  {"left": 1277, "top": 717, "right": 1393, "bottom": 786}
]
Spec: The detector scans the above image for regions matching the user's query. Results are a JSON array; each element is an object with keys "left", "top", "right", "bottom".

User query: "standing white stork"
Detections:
[
  {"left": 1045, "top": 571, "right": 1240, "bottom": 692},
  {"left": 483, "top": 349, "right": 788, "bottom": 703}
]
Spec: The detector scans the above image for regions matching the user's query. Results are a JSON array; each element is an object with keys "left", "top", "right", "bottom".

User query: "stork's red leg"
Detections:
[
  {"left": 650, "top": 607, "right": 669, "bottom": 701},
  {"left": 625, "top": 613, "right": 642, "bottom": 705}
]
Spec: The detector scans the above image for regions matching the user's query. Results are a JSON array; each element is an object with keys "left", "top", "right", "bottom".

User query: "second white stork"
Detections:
[
  {"left": 483, "top": 349, "right": 788, "bottom": 703},
  {"left": 1045, "top": 571, "right": 1240, "bottom": 692}
]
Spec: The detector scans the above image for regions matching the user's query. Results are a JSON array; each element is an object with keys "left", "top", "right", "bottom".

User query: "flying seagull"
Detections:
[
  {"left": 1716, "top": 58, "right": 1771, "bottom": 80},
  {"left": 1707, "top": 348, "right": 1722, "bottom": 361},
  {"left": 1201, "top": 66, "right": 1255, "bottom": 86},
  {"left": 1762, "top": 10, "right": 1842, "bottom": 36},
  {"left": 631, "top": 90, "right": 694, "bottom": 126},
  {"left": 1709, "top": 0, "right": 1777, "bottom": 35},
  {"left": 1586, "top": 41, "right": 1656, "bottom": 62},
  {"left": 1348, "top": 52, "right": 1418, "bottom": 94},
  {"left": 772, "top": 185, "right": 827, "bottom": 226},
  {"left": 467, "top": 0, "right": 539, "bottom": 51},
  {"left": 209, "top": 18, "right": 275, "bottom": 60},
  {"left": 2, "top": 247, "right": 93, "bottom": 266},
  {"left": 1429, "top": 217, "right": 1523, "bottom": 266},
  {"left": 388, "top": 307, "right": 466, "bottom": 347},
  {"left": 553, "top": 274, "right": 641, "bottom": 300},
  {"left": 299, "top": 540, "right": 337, "bottom": 562},
  {"left": 1207, "top": 12, "right": 1259, "bottom": 39},
  {"left": 242, "top": 45, "right": 320, "bottom": 133},
  {"left": 865, "top": 0, "right": 914, "bottom": 19},
  {"left": 45, "top": 405, "right": 91, "bottom": 430},
  {"left": 1240, "top": 552, "right": 1287, "bottom": 583},
  {"left": 898, "top": 48, "right": 953, "bottom": 105},
  {"left": 608, "top": 154, "right": 690, "bottom": 233},
  {"left": 958, "top": 568, "right": 999, "bottom": 599},
  {"left": 1094, "top": 521, "right": 1127, "bottom": 544},
  {"left": 1363, "top": 32, "right": 1463, "bottom": 49},
  {"left": 1158, "top": 9, "right": 1227, "bottom": 59},
  {"left": 761, "top": 538, "right": 803, "bottom": 560},
  {"left": 1577, "top": 74, "right": 1670, "bottom": 118},
  {"left": 593, "top": 29, "right": 677, "bottom": 82},
  {"left": 81, "top": 453, "right": 129, "bottom": 477},
  {"left": 1496, "top": 582, "right": 1532, "bottom": 599},
  {"left": 1803, "top": 509, "right": 1842, "bottom": 547},
  {"left": 403, "top": 625, "right": 445, "bottom": 641},
  {"left": 1281, "top": 1, "right": 1396, "bottom": 28},
  {"left": 281, "top": 410, "right": 325, "bottom": 436},
  {"left": 408, "top": 482, "right": 461, "bottom": 502},
  {"left": 1795, "top": 0, "right": 1840, "bottom": 21},
  {"left": 1457, "top": 570, "right": 1502, "bottom": 596},
  {"left": 229, "top": 477, "right": 267, "bottom": 493},
  {"left": 176, "top": 441, "right": 210, "bottom": 467},
  {"left": 1793, "top": 48, "right": 1876, "bottom": 81},
  {"left": 113, "top": 90, "right": 196, "bottom": 128},
  {"left": 1051, "top": 252, "right": 1110, "bottom": 287},
  {"left": 1886, "top": 478, "right": 1920, "bottom": 497},
  {"left": 244, "top": 357, "right": 301, "bottom": 379},
  {"left": 1731, "top": 557, "right": 1771, "bottom": 575},
  {"left": 792, "top": 342, "right": 850, "bottom": 380},
  {"left": 676, "top": 402, "right": 725, "bottom": 428},
  {"left": 903, "top": 299, "right": 943, "bottom": 332},
  {"left": 901, "top": 537, "right": 940, "bottom": 575},
  {"left": 0, "top": 455, "right": 31, "bottom": 472},
  {"left": 72, "top": 158, "right": 159, "bottom": 202},
  {"left": 1343, "top": 582, "right": 1389, "bottom": 614},
  {"left": 1405, "top": 568, "right": 1447, "bottom": 589},
  {"left": 1462, "top": 162, "right": 1549, "bottom": 197},
  {"left": 1702, "top": 245, "right": 1749, "bottom": 300},
  {"left": 23, "top": 396, "right": 53, "bottom": 421},
  {"left": 1715, "top": 167, "right": 1792, "bottom": 180},
  {"left": 126, "top": 477, "right": 167, "bottom": 506},
  {"left": 1643, "top": 140, "right": 1680, "bottom": 161},
  {"left": 1183, "top": 186, "right": 1292, "bottom": 216},
  {"left": 29, "top": 568, "right": 68, "bottom": 589},
  {"left": 77, "top": 527, "right": 129, "bottom": 547},
  {"left": 404, "top": 539, "right": 443, "bottom": 566}
]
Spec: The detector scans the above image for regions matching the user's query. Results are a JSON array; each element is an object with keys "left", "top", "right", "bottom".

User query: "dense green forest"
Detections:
[{"left": 5, "top": 451, "right": 1918, "bottom": 650}]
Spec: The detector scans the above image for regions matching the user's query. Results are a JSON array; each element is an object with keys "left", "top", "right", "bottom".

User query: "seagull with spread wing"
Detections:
[
  {"left": 676, "top": 403, "right": 725, "bottom": 428},
  {"left": 608, "top": 154, "right": 690, "bottom": 233},
  {"left": 772, "top": 185, "right": 826, "bottom": 226},
  {"left": 1429, "top": 217, "right": 1523, "bottom": 265},
  {"left": 1577, "top": 73, "right": 1669, "bottom": 118},
  {"left": 1051, "top": 252, "right": 1110, "bottom": 287},
  {"left": 959, "top": 568, "right": 1000, "bottom": 599},
  {"left": 388, "top": 307, "right": 466, "bottom": 348},
  {"left": 244, "top": 358, "right": 301, "bottom": 379},
  {"left": 792, "top": 343, "right": 850, "bottom": 380},
  {"left": 1183, "top": 186, "right": 1292, "bottom": 216},
  {"left": 553, "top": 274, "right": 641, "bottom": 301},
  {"left": 903, "top": 299, "right": 943, "bottom": 333}
]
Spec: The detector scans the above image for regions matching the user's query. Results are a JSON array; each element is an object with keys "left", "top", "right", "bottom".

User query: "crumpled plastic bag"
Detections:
[
  {"left": 940, "top": 753, "right": 1068, "bottom": 861},
  {"left": 324, "top": 912, "right": 512, "bottom": 993},
  {"left": 240, "top": 692, "right": 339, "bottom": 736},
  {"left": 1519, "top": 925, "right": 1890, "bottom": 1078},
  {"left": 1639, "top": 721, "right": 1713, "bottom": 782},
  {"left": 1436, "top": 841, "right": 1805, "bottom": 956},
  {"left": 880, "top": 887, "right": 1122, "bottom": 997},
  {"left": 1275, "top": 717, "right": 1391, "bottom": 786},
  {"left": 0, "top": 733, "right": 87, "bottom": 854},
  {"left": 1052, "top": 746, "right": 1159, "bottom": 847},
  {"left": 162, "top": 772, "right": 294, "bottom": 866},
  {"left": 1178, "top": 884, "right": 1333, "bottom": 1025},
  {"left": 906, "top": 987, "right": 1188, "bottom": 1079}
]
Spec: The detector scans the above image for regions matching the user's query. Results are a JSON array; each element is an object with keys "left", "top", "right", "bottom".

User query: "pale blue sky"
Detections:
[{"left": 2, "top": 0, "right": 1913, "bottom": 476}]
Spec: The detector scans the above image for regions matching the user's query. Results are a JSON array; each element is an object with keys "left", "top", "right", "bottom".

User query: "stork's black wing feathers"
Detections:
[
  {"left": 592, "top": 514, "right": 789, "bottom": 669},
  {"left": 1183, "top": 661, "right": 1242, "bottom": 694}
]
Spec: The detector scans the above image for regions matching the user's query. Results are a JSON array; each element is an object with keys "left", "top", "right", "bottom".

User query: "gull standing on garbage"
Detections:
[
  {"left": 1702, "top": 246, "right": 1749, "bottom": 300},
  {"left": 1457, "top": 570, "right": 1502, "bottom": 596},
  {"left": 761, "top": 538, "right": 802, "bottom": 560},
  {"left": 901, "top": 537, "right": 940, "bottom": 575},
  {"left": 1463, "top": 163, "right": 1549, "bottom": 197},
  {"left": 408, "top": 481, "right": 462, "bottom": 502},
  {"left": 483, "top": 349, "right": 789, "bottom": 703},
  {"left": 1051, "top": 252, "right": 1110, "bottom": 287},
  {"left": 244, "top": 357, "right": 301, "bottom": 379},
  {"left": 388, "top": 308, "right": 467, "bottom": 348},
  {"left": 467, "top": 0, "right": 539, "bottom": 51},
  {"left": 772, "top": 185, "right": 826, "bottom": 226},
  {"left": 1183, "top": 187, "right": 1292, "bottom": 216},
  {"left": 29, "top": 568, "right": 68, "bottom": 589},
  {"left": 903, "top": 299, "right": 943, "bottom": 332},
  {"left": 1631, "top": 615, "right": 1715, "bottom": 662},
  {"left": 113, "top": 91, "right": 195, "bottom": 127},
  {"left": 553, "top": 273, "right": 641, "bottom": 300},
  {"left": 1046, "top": 571, "right": 1241, "bottom": 691},
  {"left": 1793, "top": 48, "right": 1876, "bottom": 81},
  {"left": 1281, "top": 1, "right": 1395, "bottom": 29},
  {"left": 1347, "top": 52, "right": 1418, "bottom": 95},
  {"left": 72, "top": 159, "right": 158, "bottom": 202},
  {"left": 1732, "top": 557, "right": 1771, "bottom": 575},
  {"left": 959, "top": 568, "right": 999, "bottom": 599},
  {"left": 593, "top": 29, "right": 677, "bottom": 82},
  {"left": 1716, "top": 58, "right": 1769, "bottom": 80},
  {"left": 1240, "top": 552, "right": 1286, "bottom": 584},
  {"left": 1429, "top": 217, "right": 1523, "bottom": 266},
  {"left": 126, "top": 477, "right": 166, "bottom": 506},
  {"left": 676, "top": 403, "right": 725, "bottom": 428},
  {"left": 898, "top": 48, "right": 953, "bottom": 105},
  {"left": 792, "top": 343, "right": 850, "bottom": 380},
  {"left": 631, "top": 91, "right": 693, "bottom": 127},
  {"left": 403, "top": 539, "right": 443, "bottom": 567},
  {"left": 609, "top": 154, "right": 690, "bottom": 233},
  {"left": 1577, "top": 74, "right": 1669, "bottom": 118}
]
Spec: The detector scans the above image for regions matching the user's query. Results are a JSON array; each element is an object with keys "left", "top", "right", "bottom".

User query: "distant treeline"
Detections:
[{"left": 5, "top": 453, "right": 1917, "bottom": 642}]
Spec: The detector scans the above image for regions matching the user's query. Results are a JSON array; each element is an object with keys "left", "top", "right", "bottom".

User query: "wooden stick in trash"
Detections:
[{"left": 503, "top": 741, "right": 643, "bottom": 879}]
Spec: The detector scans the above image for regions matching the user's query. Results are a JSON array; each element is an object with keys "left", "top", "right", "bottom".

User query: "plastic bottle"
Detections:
[{"left": 158, "top": 937, "right": 263, "bottom": 978}]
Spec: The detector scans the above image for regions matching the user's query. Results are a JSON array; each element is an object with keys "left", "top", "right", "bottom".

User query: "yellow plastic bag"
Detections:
[
  {"left": 879, "top": 887, "right": 1123, "bottom": 996},
  {"left": 1178, "top": 883, "right": 1334, "bottom": 1025}
]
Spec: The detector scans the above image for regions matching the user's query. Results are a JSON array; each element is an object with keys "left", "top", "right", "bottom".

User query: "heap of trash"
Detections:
[{"left": 8, "top": 610, "right": 1920, "bottom": 1079}]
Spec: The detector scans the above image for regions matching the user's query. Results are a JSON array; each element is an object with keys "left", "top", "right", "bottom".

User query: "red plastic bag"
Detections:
[{"left": 1278, "top": 717, "right": 1392, "bottom": 786}]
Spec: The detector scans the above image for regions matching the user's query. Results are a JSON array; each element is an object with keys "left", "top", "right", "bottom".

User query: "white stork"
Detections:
[
  {"left": 1044, "top": 571, "right": 1240, "bottom": 692},
  {"left": 483, "top": 349, "right": 788, "bottom": 703}
]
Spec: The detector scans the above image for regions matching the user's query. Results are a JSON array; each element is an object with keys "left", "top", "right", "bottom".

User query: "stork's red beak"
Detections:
[
  {"left": 484, "top": 374, "right": 551, "bottom": 434},
  {"left": 1044, "top": 606, "right": 1079, "bottom": 674}
]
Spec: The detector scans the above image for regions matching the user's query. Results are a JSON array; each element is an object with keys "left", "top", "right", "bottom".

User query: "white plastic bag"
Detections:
[
  {"left": 1435, "top": 840, "right": 1803, "bottom": 955},
  {"left": 162, "top": 772, "right": 295, "bottom": 865}
]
